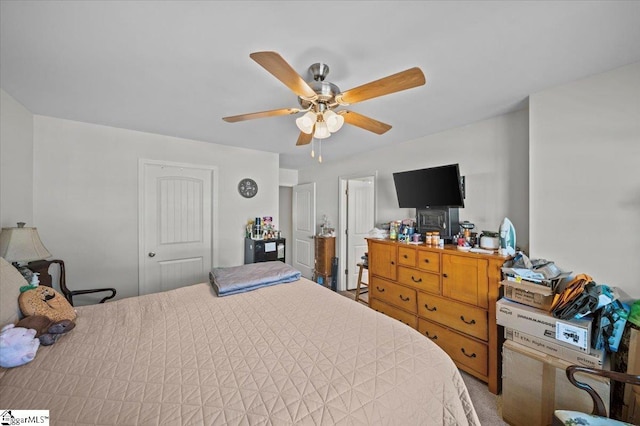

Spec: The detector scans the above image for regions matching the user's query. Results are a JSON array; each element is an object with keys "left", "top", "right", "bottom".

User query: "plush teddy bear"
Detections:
[
  {"left": 0, "top": 324, "right": 40, "bottom": 368},
  {"left": 15, "top": 315, "right": 75, "bottom": 346}
]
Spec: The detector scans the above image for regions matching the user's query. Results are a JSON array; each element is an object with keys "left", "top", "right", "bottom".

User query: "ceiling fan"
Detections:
[{"left": 223, "top": 51, "right": 426, "bottom": 147}]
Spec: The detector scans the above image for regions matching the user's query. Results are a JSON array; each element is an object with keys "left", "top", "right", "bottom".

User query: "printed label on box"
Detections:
[{"left": 556, "top": 322, "right": 588, "bottom": 350}]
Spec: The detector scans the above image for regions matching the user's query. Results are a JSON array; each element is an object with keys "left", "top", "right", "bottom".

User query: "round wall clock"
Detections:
[{"left": 238, "top": 178, "right": 258, "bottom": 198}]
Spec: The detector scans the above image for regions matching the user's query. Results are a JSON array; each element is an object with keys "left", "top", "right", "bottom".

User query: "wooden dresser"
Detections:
[
  {"left": 313, "top": 236, "right": 335, "bottom": 283},
  {"left": 367, "top": 238, "right": 508, "bottom": 394}
]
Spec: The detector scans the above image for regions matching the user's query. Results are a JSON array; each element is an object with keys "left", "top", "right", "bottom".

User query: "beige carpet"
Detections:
[
  {"left": 337, "top": 288, "right": 505, "bottom": 425},
  {"left": 460, "top": 370, "right": 506, "bottom": 425}
]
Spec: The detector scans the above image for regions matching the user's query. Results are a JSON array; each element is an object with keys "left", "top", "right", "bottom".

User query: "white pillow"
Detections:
[{"left": 0, "top": 257, "right": 27, "bottom": 325}]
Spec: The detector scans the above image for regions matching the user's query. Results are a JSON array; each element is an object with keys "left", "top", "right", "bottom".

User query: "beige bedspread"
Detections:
[{"left": 0, "top": 278, "right": 479, "bottom": 425}]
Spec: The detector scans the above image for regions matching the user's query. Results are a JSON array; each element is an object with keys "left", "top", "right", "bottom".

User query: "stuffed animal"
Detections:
[
  {"left": 15, "top": 315, "right": 75, "bottom": 346},
  {"left": 0, "top": 324, "right": 40, "bottom": 368},
  {"left": 19, "top": 286, "right": 77, "bottom": 322}
]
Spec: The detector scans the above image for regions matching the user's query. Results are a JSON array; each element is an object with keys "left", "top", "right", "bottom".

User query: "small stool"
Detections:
[{"left": 355, "top": 262, "right": 368, "bottom": 303}]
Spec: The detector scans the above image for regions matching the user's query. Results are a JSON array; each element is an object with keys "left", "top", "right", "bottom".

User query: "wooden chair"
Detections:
[
  {"left": 355, "top": 262, "right": 368, "bottom": 304},
  {"left": 552, "top": 365, "right": 640, "bottom": 425},
  {"left": 27, "top": 259, "right": 116, "bottom": 306}
]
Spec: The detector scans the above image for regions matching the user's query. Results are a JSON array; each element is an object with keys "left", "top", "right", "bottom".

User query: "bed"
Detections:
[{"left": 0, "top": 260, "right": 480, "bottom": 425}]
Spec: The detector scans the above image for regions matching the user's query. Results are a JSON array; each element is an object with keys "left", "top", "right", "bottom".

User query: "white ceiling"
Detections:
[{"left": 2, "top": 1, "right": 639, "bottom": 169}]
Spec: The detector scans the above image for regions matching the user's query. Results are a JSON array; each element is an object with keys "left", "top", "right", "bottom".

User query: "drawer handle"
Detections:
[
  {"left": 390, "top": 261, "right": 395, "bottom": 265},
  {"left": 403, "top": 254, "right": 408, "bottom": 259},
  {"left": 424, "top": 259, "right": 430, "bottom": 264},
  {"left": 424, "top": 304, "right": 437, "bottom": 312},
  {"left": 399, "top": 294, "right": 410, "bottom": 302},
  {"left": 461, "top": 348, "right": 477, "bottom": 358},
  {"left": 376, "top": 286, "right": 385, "bottom": 293},
  {"left": 443, "top": 273, "right": 448, "bottom": 278},
  {"left": 424, "top": 331, "right": 438, "bottom": 340},
  {"left": 411, "top": 276, "right": 422, "bottom": 283},
  {"left": 460, "top": 316, "right": 476, "bottom": 325}
]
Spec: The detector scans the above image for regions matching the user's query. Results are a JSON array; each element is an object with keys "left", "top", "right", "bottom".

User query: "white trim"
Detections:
[
  {"left": 138, "top": 158, "right": 219, "bottom": 295},
  {"left": 337, "top": 171, "right": 377, "bottom": 292}
]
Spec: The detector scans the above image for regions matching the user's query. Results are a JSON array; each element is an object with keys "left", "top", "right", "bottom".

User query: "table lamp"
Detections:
[{"left": 0, "top": 222, "right": 52, "bottom": 281}]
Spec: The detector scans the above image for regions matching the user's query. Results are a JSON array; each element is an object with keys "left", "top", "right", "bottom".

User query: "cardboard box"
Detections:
[
  {"left": 497, "top": 298, "right": 592, "bottom": 352},
  {"left": 501, "top": 266, "right": 569, "bottom": 292},
  {"left": 502, "top": 340, "right": 610, "bottom": 426},
  {"left": 504, "top": 327, "right": 606, "bottom": 369},
  {"left": 501, "top": 279, "right": 554, "bottom": 311}
]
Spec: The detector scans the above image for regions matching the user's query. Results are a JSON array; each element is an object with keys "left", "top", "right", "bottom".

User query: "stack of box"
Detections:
[
  {"left": 502, "top": 340, "right": 610, "bottom": 426},
  {"left": 497, "top": 274, "right": 610, "bottom": 426}
]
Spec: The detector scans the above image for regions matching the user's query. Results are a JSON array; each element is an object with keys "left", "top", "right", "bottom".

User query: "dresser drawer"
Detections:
[
  {"left": 418, "top": 318, "right": 488, "bottom": 376},
  {"left": 397, "top": 266, "right": 440, "bottom": 294},
  {"left": 370, "top": 276, "right": 417, "bottom": 314},
  {"left": 417, "top": 293, "right": 488, "bottom": 341},
  {"left": 371, "top": 299, "right": 417, "bottom": 329},
  {"left": 417, "top": 250, "right": 440, "bottom": 273},
  {"left": 398, "top": 246, "right": 416, "bottom": 267}
]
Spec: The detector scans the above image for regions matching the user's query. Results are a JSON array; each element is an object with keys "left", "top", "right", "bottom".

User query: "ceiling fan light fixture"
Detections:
[
  {"left": 314, "top": 121, "right": 331, "bottom": 139},
  {"left": 323, "top": 110, "right": 344, "bottom": 133},
  {"left": 296, "top": 111, "right": 316, "bottom": 134}
]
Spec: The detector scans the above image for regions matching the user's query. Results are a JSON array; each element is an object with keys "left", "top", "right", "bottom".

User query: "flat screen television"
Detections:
[{"left": 393, "top": 163, "right": 465, "bottom": 208}]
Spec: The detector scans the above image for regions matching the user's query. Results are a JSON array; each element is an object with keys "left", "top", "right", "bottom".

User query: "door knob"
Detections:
[{"left": 148, "top": 252, "right": 156, "bottom": 257}]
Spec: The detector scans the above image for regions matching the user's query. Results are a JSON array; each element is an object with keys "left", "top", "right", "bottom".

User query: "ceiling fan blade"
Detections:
[
  {"left": 296, "top": 130, "right": 313, "bottom": 146},
  {"left": 250, "top": 51, "right": 318, "bottom": 101},
  {"left": 335, "top": 67, "right": 426, "bottom": 105},
  {"left": 223, "top": 107, "right": 300, "bottom": 123},
  {"left": 338, "top": 110, "right": 392, "bottom": 135}
]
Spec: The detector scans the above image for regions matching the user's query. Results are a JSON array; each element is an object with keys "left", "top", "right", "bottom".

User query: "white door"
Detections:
[
  {"left": 292, "top": 182, "right": 316, "bottom": 279},
  {"left": 346, "top": 177, "right": 375, "bottom": 290},
  {"left": 139, "top": 161, "right": 213, "bottom": 295}
]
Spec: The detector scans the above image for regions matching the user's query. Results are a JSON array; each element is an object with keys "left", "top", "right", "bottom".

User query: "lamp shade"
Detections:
[
  {"left": 314, "top": 121, "right": 331, "bottom": 139},
  {"left": 323, "top": 110, "right": 344, "bottom": 133},
  {"left": 0, "top": 223, "right": 51, "bottom": 263},
  {"left": 295, "top": 111, "right": 316, "bottom": 134}
]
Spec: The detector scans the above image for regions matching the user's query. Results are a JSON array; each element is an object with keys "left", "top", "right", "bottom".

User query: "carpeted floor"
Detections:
[
  {"left": 338, "top": 288, "right": 505, "bottom": 425},
  {"left": 460, "top": 370, "right": 506, "bottom": 425}
]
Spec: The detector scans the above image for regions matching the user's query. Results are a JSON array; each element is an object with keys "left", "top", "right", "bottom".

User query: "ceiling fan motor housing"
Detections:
[{"left": 299, "top": 63, "right": 341, "bottom": 110}]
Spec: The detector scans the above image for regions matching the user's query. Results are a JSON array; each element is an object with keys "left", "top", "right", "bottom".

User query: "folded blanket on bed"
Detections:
[{"left": 209, "top": 261, "right": 301, "bottom": 296}]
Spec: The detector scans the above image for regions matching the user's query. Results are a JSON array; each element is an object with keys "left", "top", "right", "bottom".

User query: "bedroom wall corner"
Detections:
[
  {"left": 32, "top": 116, "right": 279, "bottom": 302},
  {"left": 0, "top": 88, "right": 34, "bottom": 228}
]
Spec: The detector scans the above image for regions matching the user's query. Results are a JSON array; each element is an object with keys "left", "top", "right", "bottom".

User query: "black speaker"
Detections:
[{"left": 330, "top": 257, "right": 338, "bottom": 291}]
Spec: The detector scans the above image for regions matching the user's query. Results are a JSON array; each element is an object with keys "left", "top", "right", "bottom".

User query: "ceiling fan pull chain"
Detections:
[
  {"left": 310, "top": 138, "right": 315, "bottom": 158},
  {"left": 318, "top": 139, "right": 323, "bottom": 163}
]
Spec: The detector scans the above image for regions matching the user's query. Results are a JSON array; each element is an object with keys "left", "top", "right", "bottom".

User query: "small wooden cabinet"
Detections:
[
  {"left": 369, "top": 241, "right": 397, "bottom": 281},
  {"left": 313, "top": 236, "right": 335, "bottom": 283},
  {"left": 367, "top": 238, "right": 508, "bottom": 394}
]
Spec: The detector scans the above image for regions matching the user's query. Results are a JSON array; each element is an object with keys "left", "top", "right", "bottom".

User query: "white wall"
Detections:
[
  {"left": 530, "top": 62, "right": 640, "bottom": 298},
  {"left": 300, "top": 109, "right": 529, "bottom": 238},
  {"left": 33, "top": 116, "right": 279, "bottom": 301},
  {"left": 0, "top": 89, "right": 34, "bottom": 228},
  {"left": 279, "top": 168, "right": 298, "bottom": 187},
  {"left": 278, "top": 186, "right": 292, "bottom": 265},
  {"left": 299, "top": 109, "right": 530, "bottom": 287}
]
